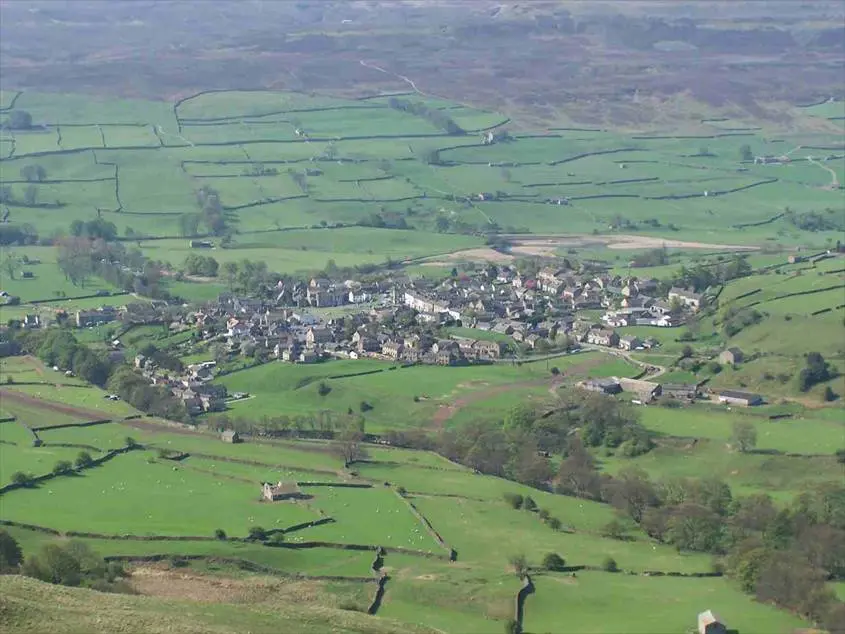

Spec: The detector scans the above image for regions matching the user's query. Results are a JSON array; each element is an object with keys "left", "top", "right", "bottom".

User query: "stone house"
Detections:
[
  {"left": 586, "top": 329, "right": 619, "bottom": 347},
  {"left": 618, "top": 335, "right": 640, "bottom": 351},
  {"left": 306, "top": 327, "right": 332, "bottom": 347},
  {"left": 668, "top": 287, "right": 703, "bottom": 311},
  {"left": 581, "top": 378, "right": 622, "bottom": 395},
  {"left": 619, "top": 378, "right": 662, "bottom": 403},
  {"left": 473, "top": 340, "right": 504, "bottom": 360},
  {"left": 382, "top": 340, "right": 404, "bottom": 360}
]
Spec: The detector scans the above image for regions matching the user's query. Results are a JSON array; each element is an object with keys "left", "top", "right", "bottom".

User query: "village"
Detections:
[{"left": 23, "top": 258, "right": 764, "bottom": 416}]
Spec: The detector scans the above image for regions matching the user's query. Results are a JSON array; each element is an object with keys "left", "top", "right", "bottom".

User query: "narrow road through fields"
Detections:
[
  {"left": 807, "top": 156, "right": 840, "bottom": 189},
  {"left": 0, "top": 387, "right": 115, "bottom": 420}
]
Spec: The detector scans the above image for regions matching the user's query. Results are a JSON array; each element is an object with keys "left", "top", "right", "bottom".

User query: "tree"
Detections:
[
  {"left": 0, "top": 529, "right": 23, "bottom": 572},
  {"left": 214, "top": 528, "right": 227, "bottom": 540},
  {"left": 52, "top": 460, "right": 73, "bottom": 475},
  {"left": 247, "top": 526, "right": 267, "bottom": 541},
  {"left": 222, "top": 261, "right": 238, "bottom": 291},
  {"left": 798, "top": 352, "right": 834, "bottom": 392},
  {"left": 20, "top": 164, "right": 47, "bottom": 182},
  {"left": 730, "top": 421, "right": 757, "bottom": 453},
  {"left": 739, "top": 144, "right": 753, "bottom": 161},
  {"left": 22, "top": 543, "right": 82, "bottom": 586},
  {"left": 542, "top": 552, "right": 566, "bottom": 571},
  {"left": 178, "top": 213, "right": 201, "bottom": 238},
  {"left": 335, "top": 424, "right": 368, "bottom": 467},
  {"left": 508, "top": 553, "right": 528, "bottom": 578},
  {"left": 3, "top": 253, "right": 17, "bottom": 280},
  {"left": 602, "top": 519, "right": 629, "bottom": 540},
  {"left": 124, "top": 436, "right": 138, "bottom": 449},
  {"left": 10, "top": 471, "right": 33, "bottom": 487},
  {"left": 606, "top": 467, "right": 657, "bottom": 522},
  {"left": 22, "top": 185, "right": 38, "bottom": 206},
  {"left": 317, "top": 381, "right": 332, "bottom": 397},
  {"left": 667, "top": 503, "right": 724, "bottom": 552},
  {"left": 602, "top": 556, "right": 619, "bottom": 572},
  {"left": 824, "top": 386, "right": 837, "bottom": 402},
  {"left": 503, "top": 492, "right": 524, "bottom": 509},
  {"left": 4, "top": 110, "right": 33, "bottom": 130},
  {"left": 74, "top": 451, "right": 94, "bottom": 469}
]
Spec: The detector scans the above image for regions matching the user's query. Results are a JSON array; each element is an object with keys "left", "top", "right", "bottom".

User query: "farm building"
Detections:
[
  {"left": 697, "top": 610, "right": 727, "bottom": 634},
  {"left": 221, "top": 430, "right": 241, "bottom": 444},
  {"left": 668, "top": 287, "right": 704, "bottom": 311},
  {"left": 717, "top": 390, "right": 763, "bottom": 407},
  {"left": 618, "top": 377, "right": 662, "bottom": 403},
  {"left": 718, "top": 348, "right": 744, "bottom": 365},
  {"left": 618, "top": 335, "right": 640, "bottom": 351},
  {"left": 262, "top": 481, "right": 304, "bottom": 501},
  {"left": 189, "top": 240, "right": 214, "bottom": 248},
  {"left": 76, "top": 309, "right": 118, "bottom": 328},
  {"left": 662, "top": 383, "right": 700, "bottom": 400},
  {"left": 586, "top": 328, "right": 619, "bottom": 347},
  {"left": 581, "top": 378, "right": 622, "bottom": 395}
]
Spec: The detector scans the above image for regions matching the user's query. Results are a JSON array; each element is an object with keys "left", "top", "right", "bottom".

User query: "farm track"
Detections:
[
  {"left": 429, "top": 355, "right": 605, "bottom": 428},
  {"left": 0, "top": 387, "right": 116, "bottom": 421}
]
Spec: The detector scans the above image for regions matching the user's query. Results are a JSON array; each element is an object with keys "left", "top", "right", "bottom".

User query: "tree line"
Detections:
[
  {"left": 387, "top": 97, "right": 465, "bottom": 135},
  {"left": 9, "top": 329, "right": 188, "bottom": 421}
]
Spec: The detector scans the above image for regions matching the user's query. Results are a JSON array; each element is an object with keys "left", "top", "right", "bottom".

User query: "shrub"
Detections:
[
  {"left": 707, "top": 361, "right": 722, "bottom": 374},
  {"left": 247, "top": 526, "right": 267, "bottom": 541},
  {"left": 214, "top": 528, "right": 227, "bottom": 540},
  {"left": 602, "top": 557, "right": 619, "bottom": 573},
  {"left": 602, "top": 519, "right": 628, "bottom": 540},
  {"left": 269, "top": 532, "right": 286, "bottom": 544},
  {"left": 124, "top": 436, "right": 138, "bottom": 449},
  {"left": 537, "top": 508, "right": 550, "bottom": 521},
  {"left": 74, "top": 451, "right": 94, "bottom": 469},
  {"left": 317, "top": 381, "right": 332, "bottom": 397},
  {"left": 503, "top": 492, "right": 524, "bottom": 510},
  {"left": 10, "top": 471, "right": 34, "bottom": 487},
  {"left": 508, "top": 554, "right": 528, "bottom": 578},
  {"left": 505, "top": 619, "right": 521, "bottom": 634},
  {"left": 824, "top": 386, "right": 837, "bottom": 402},
  {"left": 523, "top": 496, "right": 537, "bottom": 512},
  {"left": 0, "top": 529, "right": 23, "bottom": 572},
  {"left": 550, "top": 366, "right": 560, "bottom": 376},
  {"left": 359, "top": 401, "right": 373, "bottom": 412},
  {"left": 397, "top": 486, "right": 407, "bottom": 496},
  {"left": 542, "top": 552, "right": 566, "bottom": 571},
  {"left": 52, "top": 460, "right": 73, "bottom": 475},
  {"left": 546, "top": 517, "right": 562, "bottom": 531}
]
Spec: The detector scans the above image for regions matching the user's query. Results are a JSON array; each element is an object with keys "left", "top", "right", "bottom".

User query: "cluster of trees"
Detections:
[
  {"left": 0, "top": 183, "right": 47, "bottom": 206},
  {"left": 195, "top": 186, "right": 229, "bottom": 236},
  {"left": 663, "top": 255, "right": 752, "bottom": 294},
  {"left": 426, "top": 393, "right": 652, "bottom": 489},
  {"left": 0, "top": 224, "right": 39, "bottom": 246},
  {"left": 786, "top": 209, "right": 845, "bottom": 233},
  {"left": 387, "top": 97, "right": 465, "bottom": 135},
  {"left": 20, "top": 164, "right": 47, "bottom": 182},
  {"left": 207, "top": 410, "right": 349, "bottom": 439},
  {"left": 1, "top": 110, "right": 33, "bottom": 130},
  {"left": 137, "top": 342, "right": 184, "bottom": 374},
  {"left": 69, "top": 218, "right": 118, "bottom": 241},
  {"left": 182, "top": 254, "right": 219, "bottom": 277},
  {"left": 798, "top": 351, "right": 835, "bottom": 393},
  {"left": 357, "top": 211, "right": 413, "bottom": 230},
  {"left": 10, "top": 330, "right": 188, "bottom": 421},
  {"left": 630, "top": 247, "right": 669, "bottom": 268},
  {"left": 720, "top": 305, "right": 763, "bottom": 337},
  {"left": 220, "top": 259, "right": 272, "bottom": 294},
  {"left": 288, "top": 168, "right": 310, "bottom": 194},
  {"left": 0, "top": 531, "right": 133, "bottom": 594},
  {"left": 242, "top": 163, "right": 278, "bottom": 177}
]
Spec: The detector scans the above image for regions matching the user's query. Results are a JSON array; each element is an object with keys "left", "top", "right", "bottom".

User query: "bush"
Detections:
[
  {"left": 74, "top": 451, "right": 94, "bottom": 469},
  {"left": 359, "top": 401, "right": 373, "bottom": 412},
  {"left": 0, "top": 529, "right": 23, "bottom": 572},
  {"left": 247, "top": 526, "right": 267, "bottom": 541},
  {"left": 397, "top": 486, "right": 407, "bottom": 496},
  {"left": 542, "top": 552, "right": 566, "bottom": 571},
  {"left": 601, "top": 519, "right": 628, "bottom": 540},
  {"left": 550, "top": 366, "right": 560, "bottom": 376},
  {"left": 707, "top": 361, "right": 722, "bottom": 374},
  {"left": 546, "top": 517, "right": 562, "bottom": 531},
  {"left": 10, "top": 471, "right": 34, "bottom": 487},
  {"left": 602, "top": 557, "right": 619, "bottom": 573},
  {"left": 52, "top": 460, "right": 73, "bottom": 475},
  {"left": 214, "top": 528, "right": 227, "bottom": 540},
  {"left": 505, "top": 619, "right": 521, "bottom": 634},
  {"left": 503, "top": 492, "right": 524, "bottom": 510},
  {"left": 317, "top": 381, "right": 332, "bottom": 397},
  {"left": 523, "top": 496, "right": 537, "bottom": 512},
  {"left": 269, "top": 532, "right": 287, "bottom": 544},
  {"left": 824, "top": 386, "right": 837, "bottom": 402},
  {"left": 537, "top": 508, "right": 550, "bottom": 521},
  {"left": 508, "top": 554, "right": 528, "bottom": 578}
]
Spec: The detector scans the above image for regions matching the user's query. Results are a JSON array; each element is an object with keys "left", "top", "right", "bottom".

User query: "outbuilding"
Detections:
[
  {"left": 221, "top": 430, "right": 241, "bottom": 443},
  {"left": 698, "top": 610, "right": 727, "bottom": 634},
  {"left": 717, "top": 390, "right": 763, "bottom": 407}
]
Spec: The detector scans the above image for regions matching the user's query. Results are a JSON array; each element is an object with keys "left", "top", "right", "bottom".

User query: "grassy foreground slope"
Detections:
[{"left": 0, "top": 575, "right": 434, "bottom": 634}]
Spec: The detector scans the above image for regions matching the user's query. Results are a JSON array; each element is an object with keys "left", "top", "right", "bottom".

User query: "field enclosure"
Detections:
[{"left": 0, "top": 89, "right": 842, "bottom": 250}]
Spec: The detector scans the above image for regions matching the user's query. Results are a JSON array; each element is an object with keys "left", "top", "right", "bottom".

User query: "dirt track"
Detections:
[
  {"left": 0, "top": 388, "right": 114, "bottom": 421},
  {"left": 428, "top": 355, "right": 605, "bottom": 428}
]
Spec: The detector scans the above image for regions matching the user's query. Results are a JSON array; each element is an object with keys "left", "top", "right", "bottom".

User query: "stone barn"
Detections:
[
  {"left": 262, "top": 481, "right": 304, "bottom": 501},
  {"left": 698, "top": 610, "right": 727, "bottom": 634},
  {"left": 221, "top": 430, "right": 241, "bottom": 443}
]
